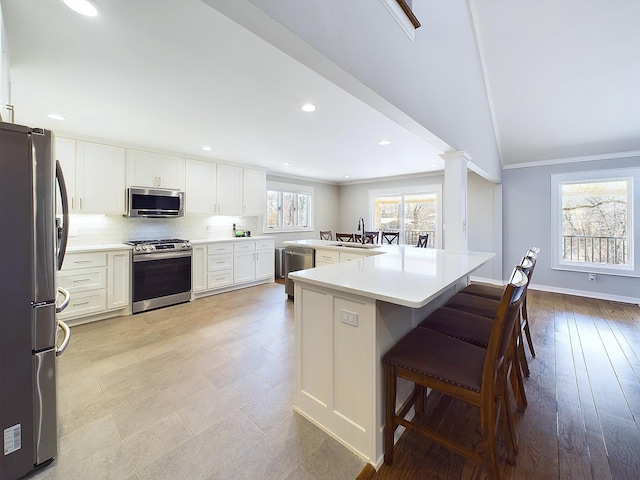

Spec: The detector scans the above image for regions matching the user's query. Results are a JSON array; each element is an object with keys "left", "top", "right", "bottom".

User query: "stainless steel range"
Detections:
[{"left": 125, "top": 239, "right": 192, "bottom": 314}]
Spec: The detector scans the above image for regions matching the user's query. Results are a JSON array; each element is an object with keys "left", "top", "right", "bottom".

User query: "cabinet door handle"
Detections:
[{"left": 79, "top": 198, "right": 83, "bottom": 210}]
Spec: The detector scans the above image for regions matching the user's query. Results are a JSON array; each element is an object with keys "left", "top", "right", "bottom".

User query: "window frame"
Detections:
[
  {"left": 369, "top": 184, "right": 442, "bottom": 247},
  {"left": 551, "top": 168, "right": 639, "bottom": 277},
  {"left": 264, "top": 181, "right": 314, "bottom": 233}
]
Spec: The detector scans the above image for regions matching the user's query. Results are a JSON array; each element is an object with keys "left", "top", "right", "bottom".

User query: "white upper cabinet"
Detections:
[
  {"left": 55, "top": 137, "right": 77, "bottom": 212},
  {"left": 126, "top": 149, "right": 185, "bottom": 190},
  {"left": 242, "top": 168, "right": 266, "bottom": 215},
  {"left": 216, "top": 164, "right": 243, "bottom": 215},
  {"left": 74, "top": 141, "right": 126, "bottom": 214},
  {"left": 185, "top": 158, "right": 217, "bottom": 214}
]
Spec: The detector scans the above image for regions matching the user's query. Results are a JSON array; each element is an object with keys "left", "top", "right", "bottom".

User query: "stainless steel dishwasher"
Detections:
[{"left": 284, "top": 246, "right": 315, "bottom": 298}]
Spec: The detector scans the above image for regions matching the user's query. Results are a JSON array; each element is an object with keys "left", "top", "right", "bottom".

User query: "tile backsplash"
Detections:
[{"left": 66, "top": 214, "right": 261, "bottom": 246}]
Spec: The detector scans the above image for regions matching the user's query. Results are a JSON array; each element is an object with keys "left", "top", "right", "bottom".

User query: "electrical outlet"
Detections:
[
  {"left": 340, "top": 309, "right": 358, "bottom": 327},
  {"left": 589, "top": 273, "right": 596, "bottom": 281}
]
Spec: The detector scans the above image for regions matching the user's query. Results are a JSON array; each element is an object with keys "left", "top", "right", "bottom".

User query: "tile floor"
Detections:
[{"left": 32, "top": 283, "right": 366, "bottom": 480}]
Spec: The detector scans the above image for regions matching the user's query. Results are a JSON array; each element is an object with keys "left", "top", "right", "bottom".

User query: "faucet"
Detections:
[{"left": 357, "top": 217, "right": 365, "bottom": 244}]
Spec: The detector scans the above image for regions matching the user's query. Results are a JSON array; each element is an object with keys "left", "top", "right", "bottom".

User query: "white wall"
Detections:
[
  {"left": 265, "top": 174, "right": 340, "bottom": 247},
  {"left": 338, "top": 173, "right": 444, "bottom": 236},
  {"left": 467, "top": 171, "right": 501, "bottom": 280},
  {"left": 503, "top": 155, "right": 640, "bottom": 303}
]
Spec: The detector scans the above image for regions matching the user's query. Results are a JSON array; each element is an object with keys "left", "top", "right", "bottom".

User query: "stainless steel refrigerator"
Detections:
[{"left": 0, "top": 122, "right": 71, "bottom": 480}]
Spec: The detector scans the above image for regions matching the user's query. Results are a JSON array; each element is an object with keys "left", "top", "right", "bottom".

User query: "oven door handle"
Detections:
[{"left": 132, "top": 251, "right": 193, "bottom": 262}]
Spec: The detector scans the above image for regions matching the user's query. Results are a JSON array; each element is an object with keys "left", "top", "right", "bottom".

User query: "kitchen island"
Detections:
[{"left": 287, "top": 245, "right": 494, "bottom": 467}]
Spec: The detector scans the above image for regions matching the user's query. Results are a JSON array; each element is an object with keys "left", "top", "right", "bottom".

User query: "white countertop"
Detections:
[
  {"left": 289, "top": 246, "right": 494, "bottom": 308},
  {"left": 191, "top": 236, "right": 271, "bottom": 245},
  {"left": 283, "top": 239, "right": 384, "bottom": 253},
  {"left": 67, "top": 243, "right": 131, "bottom": 252}
]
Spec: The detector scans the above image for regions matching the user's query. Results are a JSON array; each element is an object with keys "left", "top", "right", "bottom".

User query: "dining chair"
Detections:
[
  {"left": 416, "top": 234, "right": 428, "bottom": 248},
  {"left": 335, "top": 233, "right": 355, "bottom": 242},
  {"left": 319, "top": 230, "right": 333, "bottom": 241},
  {"left": 364, "top": 231, "right": 379, "bottom": 244},
  {"left": 383, "top": 268, "right": 528, "bottom": 478},
  {"left": 381, "top": 231, "right": 400, "bottom": 244}
]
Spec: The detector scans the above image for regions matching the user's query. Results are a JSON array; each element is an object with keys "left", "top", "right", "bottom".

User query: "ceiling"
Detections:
[
  {"left": 471, "top": 0, "right": 640, "bottom": 165},
  {"left": 0, "top": 0, "right": 445, "bottom": 184},
  {"left": 2, "top": 1, "right": 638, "bottom": 183}
]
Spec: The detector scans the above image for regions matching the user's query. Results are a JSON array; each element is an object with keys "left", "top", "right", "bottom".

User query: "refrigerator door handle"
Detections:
[
  {"left": 56, "top": 160, "right": 70, "bottom": 271},
  {"left": 56, "top": 286, "right": 70, "bottom": 313},
  {"left": 56, "top": 320, "right": 71, "bottom": 356}
]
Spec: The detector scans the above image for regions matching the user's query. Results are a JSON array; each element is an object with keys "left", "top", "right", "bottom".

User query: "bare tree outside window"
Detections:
[
  {"left": 561, "top": 180, "right": 629, "bottom": 265},
  {"left": 374, "top": 193, "right": 437, "bottom": 245},
  {"left": 266, "top": 189, "right": 311, "bottom": 230}
]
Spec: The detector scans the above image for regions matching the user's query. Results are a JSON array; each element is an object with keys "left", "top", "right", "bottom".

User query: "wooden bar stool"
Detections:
[
  {"left": 383, "top": 269, "right": 528, "bottom": 478},
  {"left": 319, "top": 230, "right": 333, "bottom": 241},
  {"left": 461, "top": 247, "right": 539, "bottom": 360}
]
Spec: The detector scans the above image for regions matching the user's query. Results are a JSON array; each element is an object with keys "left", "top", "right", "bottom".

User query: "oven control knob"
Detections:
[
  {"left": 186, "top": 242, "right": 191, "bottom": 247},
  {"left": 142, "top": 246, "right": 147, "bottom": 251},
  {"left": 135, "top": 246, "right": 141, "bottom": 251},
  {"left": 181, "top": 243, "right": 186, "bottom": 248}
]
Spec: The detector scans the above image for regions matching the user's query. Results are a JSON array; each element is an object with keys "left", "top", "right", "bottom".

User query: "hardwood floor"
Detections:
[
  {"left": 371, "top": 290, "right": 640, "bottom": 480},
  {"left": 34, "top": 283, "right": 366, "bottom": 480},
  {"left": 31, "top": 281, "right": 640, "bottom": 480}
]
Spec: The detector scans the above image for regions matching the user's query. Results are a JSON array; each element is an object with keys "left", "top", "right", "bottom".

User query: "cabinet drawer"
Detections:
[
  {"left": 208, "top": 254, "right": 233, "bottom": 272},
  {"left": 255, "top": 240, "right": 274, "bottom": 250},
  {"left": 57, "top": 289, "right": 107, "bottom": 320},
  {"left": 234, "top": 241, "right": 256, "bottom": 252},
  {"left": 207, "top": 271, "right": 233, "bottom": 289},
  {"left": 63, "top": 252, "right": 107, "bottom": 269},
  {"left": 340, "top": 252, "right": 365, "bottom": 262},
  {"left": 58, "top": 267, "right": 107, "bottom": 293},
  {"left": 207, "top": 243, "right": 233, "bottom": 255},
  {"left": 316, "top": 249, "right": 339, "bottom": 264}
]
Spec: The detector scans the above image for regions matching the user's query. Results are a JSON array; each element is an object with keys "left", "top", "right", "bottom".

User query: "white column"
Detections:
[{"left": 441, "top": 150, "right": 471, "bottom": 253}]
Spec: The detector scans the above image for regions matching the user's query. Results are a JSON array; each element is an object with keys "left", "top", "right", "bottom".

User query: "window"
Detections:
[
  {"left": 551, "top": 168, "right": 639, "bottom": 276},
  {"left": 265, "top": 181, "right": 313, "bottom": 232},
  {"left": 370, "top": 185, "right": 442, "bottom": 246}
]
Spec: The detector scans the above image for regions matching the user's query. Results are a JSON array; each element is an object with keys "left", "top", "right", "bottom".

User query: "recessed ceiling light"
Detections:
[
  {"left": 47, "top": 114, "right": 66, "bottom": 120},
  {"left": 300, "top": 103, "right": 317, "bottom": 113},
  {"left": 377, "top": 140, "right": 391, "bottom": 146},
  {"left": 202, "top": 146, "right": 212, "bottom": 151},
  {"left": 282, "top": 162, "right": 291, "bottom": 166},
  {"left": 63, "top": 0, "right": 98, "bottom": 17},
  {"left": 344, "top": 175, "right": 351, "bottom": 179}
]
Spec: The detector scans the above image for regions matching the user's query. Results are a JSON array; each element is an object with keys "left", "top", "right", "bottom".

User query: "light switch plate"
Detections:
[{"left": 340, "top": 309, "right": 358, "bottom": 327}]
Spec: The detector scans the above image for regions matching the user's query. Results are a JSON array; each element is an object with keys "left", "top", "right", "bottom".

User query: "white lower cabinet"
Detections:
[
  {"left": 233, "top": 249, "right": 256, "bottom": 284},
  {"left": 207, "top": 243, "right": 233, "bottom": 289},
  {"left": 315, "top": 247, "right": 375, "bottom": 266},
  {"left": 255, "top": 240, "right": 275, "bottom": 280},
  {"left": 315, "top": 248, "right": 340, "bottom": 266},
  {"left": 192, "top": 239, "right": 274, "bottom": 298},
  {"left": 58, "top": 249, "right": 130, "bottom": 323}
]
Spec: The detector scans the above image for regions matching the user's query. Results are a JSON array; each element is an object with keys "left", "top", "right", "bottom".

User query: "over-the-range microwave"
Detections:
[{"left": 125, "top": 187, "right": 184, "bottom": 218}]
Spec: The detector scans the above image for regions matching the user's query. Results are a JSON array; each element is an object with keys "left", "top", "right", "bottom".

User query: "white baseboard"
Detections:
[{"left": 470, "top": 275, "right": 640, "bottom": 306}]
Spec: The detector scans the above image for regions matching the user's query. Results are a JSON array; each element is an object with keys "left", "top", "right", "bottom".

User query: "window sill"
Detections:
[{"left": 264, "top": 227, "right": 314, "bottom": 234}]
